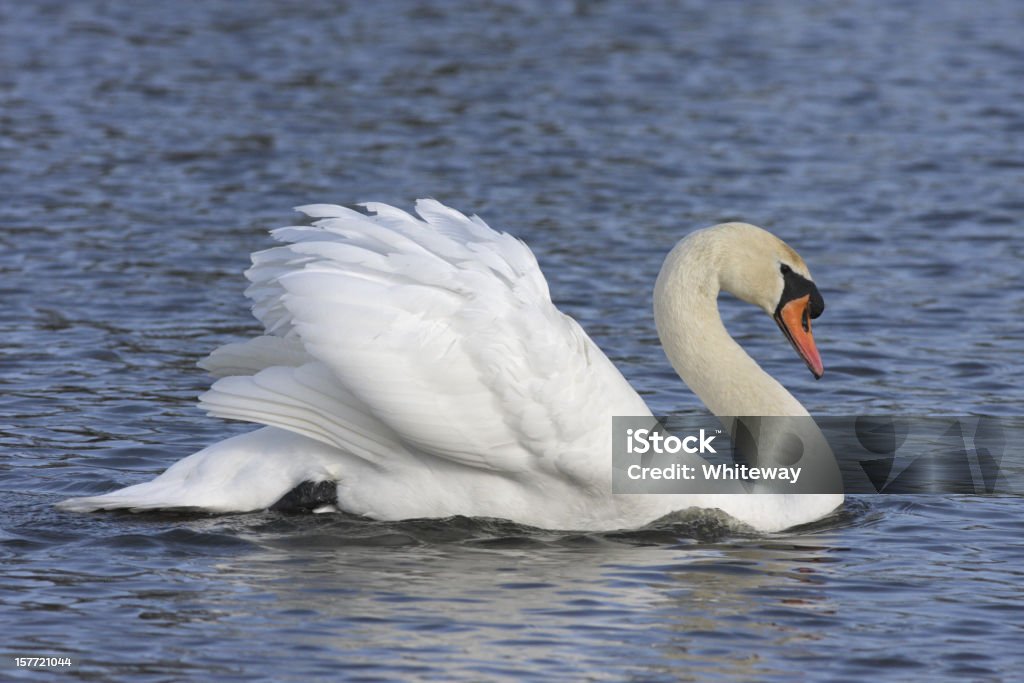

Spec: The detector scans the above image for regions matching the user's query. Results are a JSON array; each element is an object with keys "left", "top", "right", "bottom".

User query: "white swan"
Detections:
[{"left": 59, "top": 200, "right": 843, "bottom": 532}]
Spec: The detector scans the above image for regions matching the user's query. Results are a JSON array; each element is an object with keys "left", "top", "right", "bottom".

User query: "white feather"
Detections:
[
  {"left": 58, "top": 202, "right": 842, "bottom": 532},
  {"left": 198, "top": 336, "right": 310, "bottom": 378}
]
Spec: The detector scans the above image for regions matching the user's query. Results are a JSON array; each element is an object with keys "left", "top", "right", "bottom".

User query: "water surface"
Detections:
[{"left": 2, "top": 1, "right": 1023, "bottom": 680}]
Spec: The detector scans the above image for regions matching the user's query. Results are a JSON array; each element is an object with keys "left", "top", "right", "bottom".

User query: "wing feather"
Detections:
[{"left": 203, "top": 201, "right": 650, "bottom": 484}]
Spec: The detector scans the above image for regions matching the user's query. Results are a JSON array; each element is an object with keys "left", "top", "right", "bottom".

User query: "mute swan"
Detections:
[{"left": 59, "top": 200, "right": 843, "bottom": 532}]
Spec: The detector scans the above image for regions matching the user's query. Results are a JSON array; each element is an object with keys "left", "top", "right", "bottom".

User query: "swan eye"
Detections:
[{"left": 780, "top": 264, "right": 793, "bottom": 275}]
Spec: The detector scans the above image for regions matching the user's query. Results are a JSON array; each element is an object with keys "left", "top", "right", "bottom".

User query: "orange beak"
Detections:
[{"left": 774, "top": 294, "right": 824, "bottom": 379}]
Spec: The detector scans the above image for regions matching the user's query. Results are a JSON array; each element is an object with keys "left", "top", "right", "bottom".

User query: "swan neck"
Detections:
[{"left": 653, "top": 234, "right": 808, "bottom": 417}]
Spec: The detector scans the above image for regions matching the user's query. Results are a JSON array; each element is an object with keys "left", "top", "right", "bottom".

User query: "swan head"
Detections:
[{"left": 712, "top": 223, "right": 826, "bottom": 379}]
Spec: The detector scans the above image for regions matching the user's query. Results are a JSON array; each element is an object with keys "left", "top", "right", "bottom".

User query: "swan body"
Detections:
[{"left": 59, "top": 200, "right": 843, "bottom": 532}]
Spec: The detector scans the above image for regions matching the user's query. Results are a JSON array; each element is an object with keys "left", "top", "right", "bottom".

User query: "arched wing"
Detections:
[{"left": 198, "top": 200, "right": 651, "bottom": 483}]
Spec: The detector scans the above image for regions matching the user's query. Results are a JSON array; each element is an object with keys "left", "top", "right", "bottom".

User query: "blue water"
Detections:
[{"left": 3, "top": 1, "right": 1024, "bottom": 680}]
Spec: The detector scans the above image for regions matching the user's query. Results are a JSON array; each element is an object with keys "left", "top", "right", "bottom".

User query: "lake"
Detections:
[{"left": 2, "top": 0, "right": 1023, "bottom": 680}]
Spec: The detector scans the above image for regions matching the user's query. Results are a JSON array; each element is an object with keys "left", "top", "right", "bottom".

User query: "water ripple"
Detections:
[{"left": 2, "top": 0, "right": 1023, "bottom": 680}]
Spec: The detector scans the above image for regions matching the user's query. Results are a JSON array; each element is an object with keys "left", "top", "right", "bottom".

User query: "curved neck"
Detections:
[{"left": 653, "top": 233, "right": 808, "bottom": 418}]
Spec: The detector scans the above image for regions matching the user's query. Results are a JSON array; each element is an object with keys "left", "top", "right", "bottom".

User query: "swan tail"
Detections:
[
  {"left": 57, "top": 480, "right": 226, "bottom": 513},
  {"left": 56, "top": 428, "right": 345, "bottom": 513}
]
